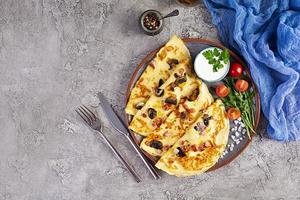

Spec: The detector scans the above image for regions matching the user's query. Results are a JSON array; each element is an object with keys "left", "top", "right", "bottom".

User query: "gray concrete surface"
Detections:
[{"left": 0, "top": 0, "right": 299, "bottom": 199}]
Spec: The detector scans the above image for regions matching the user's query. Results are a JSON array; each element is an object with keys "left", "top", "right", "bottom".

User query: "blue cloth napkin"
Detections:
[{"left": 203, "top": 0, "right": 300, "bottom": 141}]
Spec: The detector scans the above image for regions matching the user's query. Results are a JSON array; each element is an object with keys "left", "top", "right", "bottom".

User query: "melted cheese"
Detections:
[
  {"left": 155, "top": 100, "right": 230, "bottom": 177},
  {"left": 125, "top": 35, "right": 191, "bottom": 116}
]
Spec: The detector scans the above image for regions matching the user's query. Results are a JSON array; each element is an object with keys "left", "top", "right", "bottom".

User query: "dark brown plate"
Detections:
[{"left": 125, "top": 38, "right": 260, "bottom": 172}]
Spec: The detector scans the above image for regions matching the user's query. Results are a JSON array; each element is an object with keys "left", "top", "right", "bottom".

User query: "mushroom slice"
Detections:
[
  {"left": 167, "top": 58, "right": 179, "bottom": 69},
  {"left": 149, "top": 140, "right": 163, "bottom": 149},
  {"left": 165, "top": 97, "right": 177, "bottom": 105},
  {"left": 187, "top": 88, "right": 200, "bottom": 101},
  {"left": 135, "top": 102, "right": 145, "bottom": 110},
  {"left": 154, "top": 88, "right": 164, "bottom": 97},
  {"left": 147, "top": 108, "right": 157, "bottom": 119}
]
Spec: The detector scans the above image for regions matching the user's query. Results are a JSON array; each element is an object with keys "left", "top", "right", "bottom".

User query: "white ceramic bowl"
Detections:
[{"left": 194, "top": 47, "right": 230, "bottom": 82}]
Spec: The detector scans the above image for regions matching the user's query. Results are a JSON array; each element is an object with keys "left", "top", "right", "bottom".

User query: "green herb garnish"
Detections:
[
  {"left": 221, "top": 77, "right": 256, "bottom": 138},
  {"left": 203, "top": 48, "right": 230, "bottom": 72}
]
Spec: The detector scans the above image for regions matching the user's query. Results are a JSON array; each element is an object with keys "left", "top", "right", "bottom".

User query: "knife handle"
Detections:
[
  {"left": 126, "top": 135, "right": 160, "bottom": 180},
  {"left": 98, "top": 131, "right": 142, "bottom": 183}
]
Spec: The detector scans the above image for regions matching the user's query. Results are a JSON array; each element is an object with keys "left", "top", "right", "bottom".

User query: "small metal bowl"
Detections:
[
  {"left": 175, "top": 0, "right": 200, "bottom": 7},
  {"left": 139, "top": 10, "right": 164, "bottom": 36}
]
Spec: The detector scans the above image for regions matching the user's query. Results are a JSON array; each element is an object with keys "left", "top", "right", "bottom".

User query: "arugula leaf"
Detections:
[{"left": 221, "top": 77, "right": 256, "bottom": 138}]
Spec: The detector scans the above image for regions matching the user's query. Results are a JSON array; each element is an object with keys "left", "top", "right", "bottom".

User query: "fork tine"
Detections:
[
  {"left": 78, "top": 106, "right": 93, "bottom": 124},
  {"left": 80, "top": 106, "right": 94, "bottom": 123},
  {"left": 82, "top": 105, "right": 96, "bottom": 121},
  {"left": 75, "top": 108, "right": 91, "bottom": 125}
]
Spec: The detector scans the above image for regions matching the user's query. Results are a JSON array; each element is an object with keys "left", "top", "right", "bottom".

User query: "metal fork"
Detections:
[{"left": 75, "top": 105, "right": 141, "bottom": 183}]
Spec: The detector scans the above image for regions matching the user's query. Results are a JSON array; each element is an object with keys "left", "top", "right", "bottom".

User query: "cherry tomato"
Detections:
[
  {"left": 229, "top": 62, "right": 243, "bottom": 77},
  {"left": 235, "top": 79, "right": 249, "bottom": 92},
  {"left": 227, "top": 107, "right": 241, "bottom": 120},
  {"left": 215, "top": 84, "right": 230, "bottom": 97}
]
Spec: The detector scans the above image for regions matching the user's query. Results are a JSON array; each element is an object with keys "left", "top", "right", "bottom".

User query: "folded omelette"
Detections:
[
  {"left": 125, "top": 35, "right": 191, "bottom": 116},
  {"left": 155, "top": 100, "right": 230, "bottom": 177}
]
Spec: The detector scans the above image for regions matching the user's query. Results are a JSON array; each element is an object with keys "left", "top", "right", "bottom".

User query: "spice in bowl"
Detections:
[
  {"left": 140, "top": 10, "right": 164, "bottom": 36},
  {"left": 143, "top": 13, "right": 160, "bottom": 31}
]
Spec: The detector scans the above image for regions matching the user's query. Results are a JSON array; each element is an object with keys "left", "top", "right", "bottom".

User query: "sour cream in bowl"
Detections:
[{"left": 194, "top": 47, "right": 230, "bottom": 82}]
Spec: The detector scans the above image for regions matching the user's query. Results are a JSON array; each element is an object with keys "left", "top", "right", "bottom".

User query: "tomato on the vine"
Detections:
[
  {"left": 229, "top": 62, "right": 243, "bottom": 77},
  {"left": 215, "top": 84, "right": 230, "bottom": 97},
  {"left": 235, "top": 79, "right": 249, "bottom": 92}
]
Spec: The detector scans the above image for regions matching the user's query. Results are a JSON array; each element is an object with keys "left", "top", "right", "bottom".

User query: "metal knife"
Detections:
[{"left": 97, "top": 92, "right": 160, "bottom": 180}]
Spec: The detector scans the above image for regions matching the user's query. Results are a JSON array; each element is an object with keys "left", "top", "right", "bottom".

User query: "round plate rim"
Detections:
[{"left": 124, "top": 37, "right": 261, "bottom": 173}]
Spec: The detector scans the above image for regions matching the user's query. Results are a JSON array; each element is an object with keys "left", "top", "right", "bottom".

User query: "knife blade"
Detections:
[
  {"left": 97, "top": 92, "right": 160, "bottom": 180},
  {"left": 97, "top": 92, "right": 129, "bottom": 136}
]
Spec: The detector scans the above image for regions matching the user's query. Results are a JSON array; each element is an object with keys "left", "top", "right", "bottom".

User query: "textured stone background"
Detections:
[{"left": 0, "top": 0, "right": 299, "bottom": 199}]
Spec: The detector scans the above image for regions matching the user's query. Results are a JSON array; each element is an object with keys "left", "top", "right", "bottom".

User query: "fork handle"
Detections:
[
  {"left": 97, "top": 131, "right": 142, "bottom": 183},
  {"left": 126, "top": 135, "right": 160, "bottom": 180}
]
